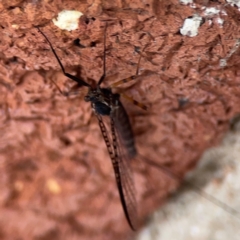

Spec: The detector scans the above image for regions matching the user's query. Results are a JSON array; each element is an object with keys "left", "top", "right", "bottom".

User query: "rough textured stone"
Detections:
[{"left": 0, "top": 1, "right": 240, "bottom": 239}]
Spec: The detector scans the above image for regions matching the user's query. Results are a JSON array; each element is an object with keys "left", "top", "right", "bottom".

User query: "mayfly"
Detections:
[
  {"left": 37, "top": 24, "right": 240, "bottom": 232},
  {"left": 37, "top": 24, "right": 145, "bottom": 230}
]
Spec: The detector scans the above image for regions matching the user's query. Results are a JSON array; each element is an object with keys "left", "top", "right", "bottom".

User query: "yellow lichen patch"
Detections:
[
  {"left": 11, "top": 24, "right": 19, "bottom": 29},
  {"left": 46, "top": 178, "right": 61, "bottom": 194}
]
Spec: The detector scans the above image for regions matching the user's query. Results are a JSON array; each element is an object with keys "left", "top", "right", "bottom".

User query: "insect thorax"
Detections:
[{"left": 84, "top": 87, "right": 120, "bottom": 116}]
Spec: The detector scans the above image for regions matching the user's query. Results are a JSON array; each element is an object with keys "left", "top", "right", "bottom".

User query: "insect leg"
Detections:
[
  {"left": 120, "top": 93, "right": 148, "bottom": 111},
  {"left": 37, "top": 27, "right": 90, "bottom": 87},
  {"left": 110, "top": 43, "right": 145, "bottom": 88},
  {"left": 110, "top": 51, "right": 147, "bottom": 110},
  {"left": 111, "top": 75, "right": 138, "bottom": 88},
  {"left": 47, "top": 76, "right": 82, "bottom": 97},
  {"left": 111, "top": 52, "right": 143, "bottom": 88},
  {"left": 139, "top": 154, "right": 240, "bottom": 221}
]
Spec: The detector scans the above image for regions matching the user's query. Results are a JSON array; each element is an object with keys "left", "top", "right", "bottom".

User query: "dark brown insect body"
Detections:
[
  {"left": 85, "top": 87, "right": 137, "bottom": 157},
  {"left": 37, "top": 26, "right": 138, "bottom": 230},
  {"left": 85, "top": 85, "right": 137, "bottom": 229}
]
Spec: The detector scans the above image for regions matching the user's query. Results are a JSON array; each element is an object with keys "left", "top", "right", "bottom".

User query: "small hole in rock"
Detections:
[
  {"left": 90, "top": 42, "right": 96, "bottom": 47},
  {"left": 73, "top": 39, "right": 85, "bottom": 48}
]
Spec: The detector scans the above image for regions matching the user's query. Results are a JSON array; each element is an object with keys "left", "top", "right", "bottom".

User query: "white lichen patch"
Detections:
[
  {"left": 180, "top": 15, "right": 202, "bottom": 37},
  {"left": 179, "top": 0, "right": 193, "bottom": 4},
  {"left": 52, "top": 10, "right": 83, "bottom": 31},
  {"left": 216, "top": 17, "right": 224, "bottom": 27},
  {"left": 204, "top": 7, "right": 220, "bottom": 16},
  {"left": 226, "top": 0, "right": 240, "bottom": 8}
]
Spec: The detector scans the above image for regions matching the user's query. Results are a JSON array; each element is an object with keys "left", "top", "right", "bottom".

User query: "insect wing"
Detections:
[
  {"left": 110, "top": 103, "right": 138, "bottom": 228},
  {"left": 111, "top": 117, "right": 138, "bottom": 230},
  {"left": 95, "top": 113, "right": 137, "bottom": 230},
  {"left": 111, "top": 101, "right": 137, "bottom": 159}
]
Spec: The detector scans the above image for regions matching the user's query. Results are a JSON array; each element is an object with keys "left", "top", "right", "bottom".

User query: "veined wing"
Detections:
[
  {"left": 95, "top": 113, "right": 137, "bottom": 230},
  {"left": 110, "top": 102, "right": 138, "bottom": 229},
  {"left": 111, "top": 101, "right": 137, "bottom": 159},
  {"left": 111, "top": 117, "right": 138, "bottom": 230}
]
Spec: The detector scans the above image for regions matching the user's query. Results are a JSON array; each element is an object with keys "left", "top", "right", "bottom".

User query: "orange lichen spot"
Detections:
[{"left": 46, "top": 178, "right": 61, "bottom": 194}]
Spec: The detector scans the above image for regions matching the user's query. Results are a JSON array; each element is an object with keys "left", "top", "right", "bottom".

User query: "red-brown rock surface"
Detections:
[{"left": 0, "top": 0, "right": 240, "bottom": 239}]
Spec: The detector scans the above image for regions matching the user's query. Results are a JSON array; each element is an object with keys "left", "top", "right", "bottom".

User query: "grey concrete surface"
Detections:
[{"left": 136, "top": 127, "right": 240, "bottom": 240}]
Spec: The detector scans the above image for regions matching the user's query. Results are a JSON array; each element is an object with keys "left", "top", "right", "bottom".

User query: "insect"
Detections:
[
  {"left": 37, "top": 23, "right": 240, "bottom": 233},
  {"left": 37, "top": 24, "right": 145, "bottom": 230}
]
